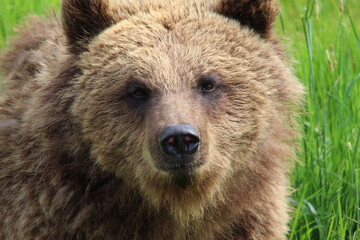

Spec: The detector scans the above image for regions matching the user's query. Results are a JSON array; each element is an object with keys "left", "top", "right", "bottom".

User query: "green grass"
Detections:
[
  {"left": 278, "top": 0, "right": 360, "bottom": 239},
  {"left": 0, "top": 0, "right": 359, "bottom": 239},
  {"left": 0, "top": 0, "right": 59, "bottom": 49}
]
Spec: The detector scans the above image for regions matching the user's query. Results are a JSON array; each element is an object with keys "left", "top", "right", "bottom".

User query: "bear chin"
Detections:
[
  {"left": 135, "top": 159, "right": 228, "bottom": 221},
  {"left": 169, "top": 169, "right": 196, "bottom": 188}
]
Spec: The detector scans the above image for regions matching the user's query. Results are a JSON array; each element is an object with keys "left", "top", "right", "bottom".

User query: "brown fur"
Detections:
[{"left": 0, "top": 0, "right": 303, "bottom": 239}]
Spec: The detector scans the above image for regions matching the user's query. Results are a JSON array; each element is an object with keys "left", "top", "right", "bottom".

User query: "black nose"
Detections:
[{"left": 159, "top": 124, "right": 200, "bottom": 159}]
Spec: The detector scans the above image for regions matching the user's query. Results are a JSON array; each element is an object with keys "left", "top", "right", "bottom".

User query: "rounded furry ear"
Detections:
[
  {"left": 214, "top": 0, "right": 279, "bottom": 38},
  {"left": 62, "top": 0, "right": 116, "bottom": 54}
]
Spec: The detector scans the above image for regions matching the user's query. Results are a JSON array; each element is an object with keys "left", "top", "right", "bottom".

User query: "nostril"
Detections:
[
  {"left": 162, "top": 140, "right": 178, "bottom": 156},
  {"left": 183, "top": 134, "right": 199, "bottom": 153},
  {"left": 162, "top": 136, "right": 178, "bottom": 156},
  {"left": 166, "top": 136, "right": 177, "bottom": 146},
  {"left": 183, "top": 135, "right": 196, "bottom": 145}
]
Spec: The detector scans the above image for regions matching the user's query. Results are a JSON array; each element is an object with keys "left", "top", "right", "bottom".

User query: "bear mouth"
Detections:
[
  {"left": 158, "top": 161, "right": 204, "bottom": 173},
  {"left": 167, "top": 165, "right": 201, "bottom": 188},
  {"left": 153, "top": 151, "right": 205, "bottom": 174},
  {"left": 152, "top": 161, "right": 204, "bottom": 188}
]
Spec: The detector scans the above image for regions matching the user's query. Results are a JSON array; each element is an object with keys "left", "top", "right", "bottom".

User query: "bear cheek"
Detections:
[
  {"left": 204, "top": 88, "right": 270, "bottom": 167},
  {"left": 72, "top": 93, "right": 147, "bottom": 175}
]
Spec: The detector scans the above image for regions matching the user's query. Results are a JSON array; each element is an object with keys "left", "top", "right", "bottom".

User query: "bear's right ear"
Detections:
[
  {"left": 62, "top": 0, "right": 116, "bottom": 54},
  {"left": 214, "top": 0, "right": 279, "bottom": 38}
]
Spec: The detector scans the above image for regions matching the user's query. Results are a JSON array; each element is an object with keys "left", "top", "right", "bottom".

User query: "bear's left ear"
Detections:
[
  {"left": 214, "top": 0, "right": 279, "bottom": 38},
  {"left": 62, "top": 0, "right": 116, "bottom": 54}
]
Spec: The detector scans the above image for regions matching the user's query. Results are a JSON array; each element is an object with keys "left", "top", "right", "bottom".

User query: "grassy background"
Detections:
[
  {"left": 279, "top": 0, "right": 360, "bottom": 239},
  {"left": 0, "top": 0, "right": 359, "bottom": 239}
]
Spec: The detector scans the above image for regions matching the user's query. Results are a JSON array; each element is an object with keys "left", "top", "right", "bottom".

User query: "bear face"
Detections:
[{"left": 69, "top": 1, "right": 301, "bottom": 218}]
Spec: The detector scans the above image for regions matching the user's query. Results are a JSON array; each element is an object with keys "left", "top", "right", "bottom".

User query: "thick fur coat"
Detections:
[{"left": 0, "top": 0, "right": 303, "bottom": 239}]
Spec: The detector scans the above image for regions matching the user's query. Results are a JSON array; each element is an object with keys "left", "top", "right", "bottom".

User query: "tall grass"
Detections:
[
  {"left": 279, "top": 0, "right": 360, "bottom": 239},
  {"left": 0, "top": 0, "right": 359, "bottom": 239}
]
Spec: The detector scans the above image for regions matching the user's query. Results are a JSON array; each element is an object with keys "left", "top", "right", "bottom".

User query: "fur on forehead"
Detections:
[{"left": 61, "top": 0, "right": 279, "bottom": 54}]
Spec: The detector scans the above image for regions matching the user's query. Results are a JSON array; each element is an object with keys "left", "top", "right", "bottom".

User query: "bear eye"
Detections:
[
  {"left": 199, "top": 74, "right": 220, "bottom": 93},
  {"left": 128, "top": 85, "right": 149, "bottom": 100},
  {"left": 201, "top": 81, "right": 216, "bottom": 92},
  {"left": 132, "top": 87, "right": 147, "bottom": 99}
]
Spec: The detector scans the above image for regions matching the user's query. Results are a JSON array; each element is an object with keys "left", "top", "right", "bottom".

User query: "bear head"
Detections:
[{"left": 62, "top": 0, "right": 302, "bottom": 220}]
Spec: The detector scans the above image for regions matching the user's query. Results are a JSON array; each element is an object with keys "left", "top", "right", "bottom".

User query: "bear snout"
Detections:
[
  {"left": 159, "top": 124, "right": 200, "bottom": 158},
  {"left": 155, "top": 124, "right": 204, "bottom": 172}
]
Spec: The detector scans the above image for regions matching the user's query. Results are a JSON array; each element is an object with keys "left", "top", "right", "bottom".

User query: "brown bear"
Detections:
[{"left": 0, "top": 0, "right": 304, "bottom": 239}]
